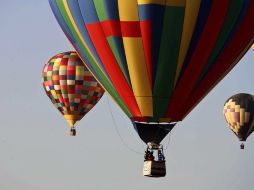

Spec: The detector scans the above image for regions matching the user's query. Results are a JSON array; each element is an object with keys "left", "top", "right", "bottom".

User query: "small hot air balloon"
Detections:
[
  {"left": 223, "top": 93, "right": 254, "bottom": 149},
  {"left": 42, "top": 51, "right": 104, "bottom": 136}
]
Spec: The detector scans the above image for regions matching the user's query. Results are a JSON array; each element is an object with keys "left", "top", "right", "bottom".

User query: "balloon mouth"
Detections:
[
  {"left": 133, "top": 120, "right": 178, "bottom": 125},
  {"left": 132, "top": 121, "right": 177, "bottom": 144},
  {"left": 131, "top": 117, "right": 179, "bottom": 123}
]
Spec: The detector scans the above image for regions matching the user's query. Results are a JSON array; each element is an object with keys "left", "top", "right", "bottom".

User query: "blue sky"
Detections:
[{"left": 0, "top": 1, "right": 254, "bottom": 190}]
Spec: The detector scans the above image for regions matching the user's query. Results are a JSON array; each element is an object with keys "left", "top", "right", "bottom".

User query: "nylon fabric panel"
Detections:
[
  {"left": 138, "top": 4, "right": 165, "bottom": 85},
  {"left": 85, "top": 23, "right": 142, "bottom": 117},
  {"left": 118, "top": 0, "right": 153, "bottom": 116},
  {"left": 50, "top": 0, "right": 132, "bottom": 117},
  {"left": 174, "top": 0, "right": 201, "bottom": 84},
  {"left": 93, "top": 1, "right": 131, "bottom": 85},
  {"left": 179, "top": 0, "right": 212, "bottom": 79},
  {"left": 166, "top": 0, "right": 231, "bottom": 119},
  {"left": 197, "top": 0, "right": 245, "bottom": 82},
  {"left": 78, "top": 0, "right": 142, "bottom": 117},
  {"left": 153, "top": 5, "right": 185, "bottom": 120},
  {"left": 172, "top": 1, "right": 254, "bottom": 120}
]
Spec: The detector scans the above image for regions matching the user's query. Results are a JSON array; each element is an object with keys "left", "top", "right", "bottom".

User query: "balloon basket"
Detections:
[
  {"left": 70, "top": 128, "right": 76, "bottom": 136},
  {"left": 240, "top": 143, "right": 244, "bottom": 149},
  {"left": 143, "top": 160, "right": 166, "bottom": 177},
  {"left": 143, "top": 142, "right": 166, "bottom": 177}
]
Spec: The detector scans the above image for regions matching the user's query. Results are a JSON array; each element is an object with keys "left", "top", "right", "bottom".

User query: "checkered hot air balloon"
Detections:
[
  {"left": 42, "top": 51, "right": 104, "bottom": 136},
  {"left": 223, "top": 93, "right": 254, "bottom": 149}
]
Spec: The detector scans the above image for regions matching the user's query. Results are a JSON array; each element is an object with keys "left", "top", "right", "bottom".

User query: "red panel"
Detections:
[
  {"left": 75, "top": 85, "right": 83, "bottom": 90},
  {"left": 57, "top": 94, "right": 64, "bottom": 103},
  {"left": 68, "top": 88, "right": 75, "bottom": 94},
  {"left": 101, "top": 20, "right": 152, "bottom": 85},
  {"left": 47, "top": 66, "right": 53, "bottom": 71},
  {"left": 101, "top": 20, "right": 121, "bottom": 36},
  {"left": 84, "top": 76, "right": 93, "bottom": 81},
  {"left": 120, "top": 21, "right": 142, "bottom": 37},
  {"left": 173, "top": 1, "right": 254, "bottom": 120},
  {"left": 100, "top": 20, "right": 142, "bottom": 37},
  {"left": 166, "top": 0, "right": 231, "bottom": 119},
  {"left": 140, "top": 21, "right": 152, "bottom": 86},
  {"left": 67, "top": 70, "right": 75, "bottom": 75},
  {"left": 85, "top": 22, "right": 142, "bottom": 117}
]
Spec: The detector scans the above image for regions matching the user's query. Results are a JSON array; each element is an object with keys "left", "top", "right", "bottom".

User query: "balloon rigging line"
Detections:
[
  {"left": 106, "top": 94, "right": 144, "bottom": 155},
  {"left": 164, "top": 131, "right": 171, "bottom": 150}
]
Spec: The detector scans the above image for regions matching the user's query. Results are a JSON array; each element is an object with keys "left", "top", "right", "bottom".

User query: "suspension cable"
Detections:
[
  {"left": 164, "top": 132, "right": 171, "bottom": 150},
  {"left": 106, "top": 95, "right": 144, "bottom": 155}
]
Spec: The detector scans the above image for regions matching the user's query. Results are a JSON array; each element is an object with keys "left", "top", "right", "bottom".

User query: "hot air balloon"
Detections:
[
  {"left": 42, "top": 51, "right": 104, "bottom": 136},
  {"left": 49, "top": 0, "right": 254, "bottom": 176},
  {"left": 223, "top": 93, "right": 254, "bottom": 149}
]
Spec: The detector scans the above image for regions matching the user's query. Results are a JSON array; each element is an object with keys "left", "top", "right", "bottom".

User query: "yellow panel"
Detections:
[
  {"left": 76, "top": 66, "right": 84, "bottom": 76},
  {"left": 51, "top": 90, "right": 57, "bottom": 99},
  {"left": 122, "top": 37, "right": 153, "bottom": 116},
  {"left": 240, "top": 108, "right": 245, "bottom": 125},
  {"left": 235, "top": 105, "right": 240, "bottom": 112},
  {"left": 135, "top": 97, "right": 153, "bottom": 116},
  {"left": 174, "top": 0, "right": 201, "bottom": 85},
  {"left": 118, "top": 0, "right": 139, "bottom": 21},
  {"left": 252, "top": 43, "right": 254, "bottom": 50},
  {"left": 118, "top": 1, "right": 152, "bottom": 116},
  {"left": 64, "top": 115, "right": 81, "bottom": 127},
  {"left": 227, "top": 112, "right": 233, "bottom": 126}
]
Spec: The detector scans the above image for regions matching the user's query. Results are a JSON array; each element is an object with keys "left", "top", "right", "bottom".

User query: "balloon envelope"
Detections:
[
  {"left": 223, "top": 93, "right": 254, "bottom": 141},
  {"left": 49, "top": 1, "right": 254, "bottom": 143},
  {"left": 42, "top": 51, "right": 104, "bottom": 127}
]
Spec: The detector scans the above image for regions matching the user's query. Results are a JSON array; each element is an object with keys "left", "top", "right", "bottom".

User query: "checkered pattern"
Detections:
[
  {"left": 223, "top": 99, "right": 250, "bottom": 134},
  {"left": 42, "top": 51, "right": 104, "bottom": 124},
  {"left": 223, "top": 93, "right": 254, "bottom": 141}
]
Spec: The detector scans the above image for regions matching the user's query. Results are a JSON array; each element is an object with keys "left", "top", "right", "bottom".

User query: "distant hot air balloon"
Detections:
[
  {"left": 223, "top": 93, "right": 254, "bottom": 149},
  {"left": 49, "top": 0, "right": 254, "bottom": 176},
  {"left": 42, "top": 51, "right": 104, "bottom": 136}
]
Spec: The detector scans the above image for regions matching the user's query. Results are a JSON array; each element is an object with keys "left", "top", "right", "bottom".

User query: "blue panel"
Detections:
[
  {"left": 77, "top": 0, "right": 99, "bottom": 23},
  {"left": 67, "top": 0, "right": 108, "bottom": 75},
  {"left": 138, "top": 4, "right": 165, "bottom": 86},
  {"left": 49, "top": 0, "right": 77, "bottom": 44},
  {"left": 104, "top": 0, "right": 119, "bottom": 20},
  {"left": 48, "top": 0, "right": 112, "bottom": 84}
]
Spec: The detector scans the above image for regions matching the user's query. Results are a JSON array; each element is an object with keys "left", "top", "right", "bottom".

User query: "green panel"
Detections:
[
  {"left": 93, "top": 0, "right": 108, "bottom": 21},
  {"left": 56, "top": 1, "right": 131, "bottom": 117},
  {"left": 107, "top": 37, "right": 131, "bottom": 86},
  {"left": 152, "top": 6, "right": 185, "bottom": 120},
  {"left": 197, "top": 0, "right": 244, "bottom": 83},
  {"left": 93, "top": 1, "right": 132, "bottom": 86}
]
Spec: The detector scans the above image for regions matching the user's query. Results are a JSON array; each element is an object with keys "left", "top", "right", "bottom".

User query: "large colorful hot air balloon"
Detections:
[
  {"left": 49, "top": 0, "right": 254, "bottom": 176},
  {"left": 223, "top": 93, "right": 254, "bottom": 149},
  {"left": 42, "top": 51, "right": 104, "bottom": 136}
]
